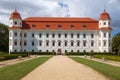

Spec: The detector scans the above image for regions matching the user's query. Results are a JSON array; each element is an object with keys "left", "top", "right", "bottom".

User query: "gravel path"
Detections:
[{"left": 21, "top": 56, "right": 110, "bottom": 80}]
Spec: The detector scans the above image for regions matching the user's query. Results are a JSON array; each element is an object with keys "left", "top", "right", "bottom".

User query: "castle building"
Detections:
[{"left": 9, "top": 10, "right": 112, "bottom": 54}]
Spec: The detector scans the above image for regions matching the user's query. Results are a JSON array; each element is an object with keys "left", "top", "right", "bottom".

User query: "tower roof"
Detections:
[
  {"left": 9, "top": 10, "right": 22, "bottom": 20},
  {"left": 99, "top": 10, "right": 111, "bottom": 20}
]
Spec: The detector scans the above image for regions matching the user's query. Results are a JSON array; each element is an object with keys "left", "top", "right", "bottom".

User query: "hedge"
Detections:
[
  {"left": 10, "top": 52, "right": 56, "bottom": 55},
  {"left": 65, "top": 52, "right": 118, "bottom": 55},
  {"left": 0, "top": 54, "right": 28, "bottom": 61}
]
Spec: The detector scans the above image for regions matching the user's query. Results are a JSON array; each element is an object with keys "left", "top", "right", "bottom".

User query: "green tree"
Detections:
[
  {"left": 112, "top": 32, "right": 120, "bottom": 54},
  {"left": 0, "top": 23, "right": 9, "bottom": 52}
]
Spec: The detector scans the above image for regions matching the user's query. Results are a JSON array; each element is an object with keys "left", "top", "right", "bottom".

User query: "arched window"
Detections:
[
  {"left": 46, "top": 40, "right": 49, "bottom": 46},
  {"left": 77, "top": 40, "right": 80, "bottom": 47},
  {"left": 52, "top": 40, "right": 55, "bottom": 46},
  {"left": 58, "top": 40, "right": 61, "bottom": 46},
  {"left": 31, "top": 40, "right": 35, "bottom": 46}
]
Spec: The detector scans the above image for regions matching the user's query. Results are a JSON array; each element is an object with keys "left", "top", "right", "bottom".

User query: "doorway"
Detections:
[{"left": 57, "top": 49, "right": 62, "bottom": 55}]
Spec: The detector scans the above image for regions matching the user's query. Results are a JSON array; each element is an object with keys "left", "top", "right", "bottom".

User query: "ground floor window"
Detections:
[
  {"left": 39, "top": 50, "right": 42, "bottom": 52},
  {"left": 77, "top": 50, "right": 80, "bottom": 52}
]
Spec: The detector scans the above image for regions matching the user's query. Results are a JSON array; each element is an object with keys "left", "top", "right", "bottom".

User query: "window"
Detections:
[
  {"left": 58, "top": 24, "right": 62, "bottom": 28},
  {"left": 46, "top": 24, "right": 50, "bottom": 27},
  {"left": 91, "top": 41, "right": 94, "bottom": 47},
  {"left": 14, "top": 50, "right": 17, "bottom": 52},
  {"left": 14, "top": 32, "right": 17, "bottom": 37},
  {"left": 10, "top": 32, "right": 12, "bottom": 37},
  {"left": 83, "top": 24, "right": 87, "bottom": 28},
  {"left": 52, "top": 50, "right": 55, "bottom": 52},
  {"left": 71, "top": 50, "right": 73, "bottom": 52},
  {"left": 77, "top": 41, "right": 80, "bottom": 46},
  {"left": 32, "top": 41, "right": 34, "bottom": 46},
  {"left": 104, "top": 40, "right": 106, "bottom": 47},
  {"left": 14, "top": 21, "right": 17, "bottom": 25},
  {"left": 24, "top": 50, "right": 26, "bottom": 52},
  {"left": 52, "top": 41, "right": 55, "bottom": 46},
  {"left": 58, "top": 34, "right": 61, "bottom": 38},
  {"left": 24, "top": 33, "right": 27, "bottom": 37},
  {"left": 104, "top": 22, "right": 106, "bottom": 25},
  {"left": 39, "top": 33, "right": 42, "bottom": 38},
  {"left": 104, "top": 33, "right": 106, "bottom": 38},
  {"left": 83, "top": 41, "right": 86, "bottom": 47},
  {"left": 77, "top": 50, "right": 80, "bottom": 52},
  {"left": 39, "top": 41, "right": 42, "bottom": 46},
  {"left": 39, "top": 50, "right": 42, "bottom": 52},
  {"left": 71, "top": 41, "right": 74, "bottom": 46},
  {"left": 83, "top": 33, "right": 86, "bottom": 38},
  {"left": 109, "top": 33, "right": 111, "bottom": 38},
  {"left": 32, "top": 33, "right": 34, "bottom": 38},
  {"left": 58, "top": 41, "right": 61, "bottom": 46},
  {"left": 46, "top": 33, "right": 49, "bottom": 38},
  {"left": 65, "top": 41, "right": 67, "bottom": 46},
  {"left": 24, "top": 41, "right": 27, "bottom": 46},
  {"left": 52, "top": 34, "right": 55, "bottom": 38},
  {"left": 71, "top": 34, "right": 74, "bottom": 38},
  {"left": 32, "top": 24, "right": 35, "bottom": 27},
  {"left": 46, "top": 50, "right": 49, "bottom": 52},
  {"left": 91, "top": 50, "right": 94, "bottom": 52},
  {"left": 46, "top": 41, "right": 49, "bottom": 46},
  {"left": 32, "top": 50, "right": 34, "bottom": 52},
  {"left": 65, "top": 34, "right": 67, "bottom": 38},
  {"left": 65, "top": 50, "right": 67, "bottom": 53},
  {"left": 14, "top": 40, "right": 17, "bottom": 46},
  {"left": 91, "top": 34, "right": 94, "bottom": 38},
  {"left": 70, "top": 25, "right": 74, "bottom": 28},
  {"left": 83, "top": 50, "right": 86, "bottom": 52},
  {"left": 77, "top": 34, "right": 80, "bottom": 38}
]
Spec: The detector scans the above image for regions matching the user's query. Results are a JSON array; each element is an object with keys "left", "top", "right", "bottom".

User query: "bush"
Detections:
[{"left": 0, "top": 53, "right": 28, "bottom": 61}]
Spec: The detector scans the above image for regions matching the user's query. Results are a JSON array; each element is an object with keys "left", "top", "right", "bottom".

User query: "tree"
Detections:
[
  {"left": 112, "top": 32, "right": 120, "bottom": 54},
  {"left": 0, "top": 23, "right": 9, "bottom": 52}
]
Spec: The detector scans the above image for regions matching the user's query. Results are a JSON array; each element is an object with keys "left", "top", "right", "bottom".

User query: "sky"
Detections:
[{"left": 0, "top": 0, "right": 120, "bottom": 37}]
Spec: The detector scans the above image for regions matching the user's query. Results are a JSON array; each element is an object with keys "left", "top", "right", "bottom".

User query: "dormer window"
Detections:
[
  {"left": 83, "top": 24, "right": 87, "bottom": 28},
  {"left": 58, "top": 24, "right": 62, "bottom": 28},
  {"left": 46, "top": 24, "right": 50, "bottom": 27},
  {"left": 32, "top": 24, "right": 35, "bottom": 27},
  {"left": 70, "top": 25, "right": 74, "bottom": 28},
  {"left": 14, "top": 21, "right": 17, "bottom": 25}
]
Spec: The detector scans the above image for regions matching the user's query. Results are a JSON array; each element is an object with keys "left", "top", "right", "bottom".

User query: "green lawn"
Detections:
[
  {"left": 93, "top": 55, "right": 120, "bottom": 62},
  {"left": 0, "top": 57, "right": 51, "bottom": 80},
  {"left": 70, "top": 57, "right": 120, "bottom": 80}
]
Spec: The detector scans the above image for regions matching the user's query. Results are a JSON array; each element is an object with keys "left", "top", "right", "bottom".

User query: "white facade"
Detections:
[{"left": 9, "top": 10, "right": 112, "bottom": 54}]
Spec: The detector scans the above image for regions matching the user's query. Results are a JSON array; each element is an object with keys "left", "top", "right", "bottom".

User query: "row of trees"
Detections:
[
  {"left": 0, "top": 23, "right": 120, "bottom": 54},
  {"left": 0, "top": 23, "right": 9, "bottom": 52}
]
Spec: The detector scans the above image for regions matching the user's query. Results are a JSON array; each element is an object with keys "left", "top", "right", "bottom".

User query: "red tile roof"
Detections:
[
  {"left": 100, "top": 27, "right": 112, "bottom": 30},
  {"left": 9, "top": 10, "right": 22, "bottom": 20},
  {"left": 22, "top": 17, "right": 99, "bottom": 30},
  {"left": 99, "top": 11, "right": 111, "bottom": 20}
]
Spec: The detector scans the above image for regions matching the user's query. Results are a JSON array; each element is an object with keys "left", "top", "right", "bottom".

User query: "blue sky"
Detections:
[{"left": 0, "top": 0, "right": 120, "bottom": 37}]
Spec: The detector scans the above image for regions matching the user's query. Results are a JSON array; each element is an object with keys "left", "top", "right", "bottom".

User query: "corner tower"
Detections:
[
  {"left": 9, "top": 10, "right": 22, "bottom": 53},
  {"left": 99, "top": 10, "right": 112, "bottom": 52}
]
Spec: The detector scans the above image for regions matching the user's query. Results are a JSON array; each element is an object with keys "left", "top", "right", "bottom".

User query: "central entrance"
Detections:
[{"left": 57, "top": 49, "right": 62, "bottom": 55}]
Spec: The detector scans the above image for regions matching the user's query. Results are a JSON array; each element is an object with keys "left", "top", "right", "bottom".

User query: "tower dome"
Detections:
[
  {"left": 99, "top": 10, "right": 111, "bottom": 20},
  {"left": 9, "top": 10, "right": 22, "bottom": 20}
]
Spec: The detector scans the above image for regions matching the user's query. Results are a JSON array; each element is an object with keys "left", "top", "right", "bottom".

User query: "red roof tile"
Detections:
[
  {"left": 22, "top": 17, "right": 99, "bottom": 30},
  {"left": 99, "top": 11, "right": 111, "bottom": 20},
  {"left": 9, "top": 10, "right": 22, "bottom": 20},
  {"left": 100, "top": 27, "right": 112, "bottom": 30}
]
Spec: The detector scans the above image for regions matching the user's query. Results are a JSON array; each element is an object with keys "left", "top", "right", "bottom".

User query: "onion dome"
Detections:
[
  {"left": 9, "top": 10, "right": 22, "bottom": 20},
  {"left": 99, "top": 10, "right": 111, "bottom": 20}
]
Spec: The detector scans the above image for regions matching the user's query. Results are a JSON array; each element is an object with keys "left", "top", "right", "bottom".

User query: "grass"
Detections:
[
  {"left": 93, "top": 55, "right": 120, "bottom": 62},
  {"left": 0, "top": 57, "right": 51, "bottom": 80},
  {"left": 70, "top": 57, "right": 120, "bottom": 80}
]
